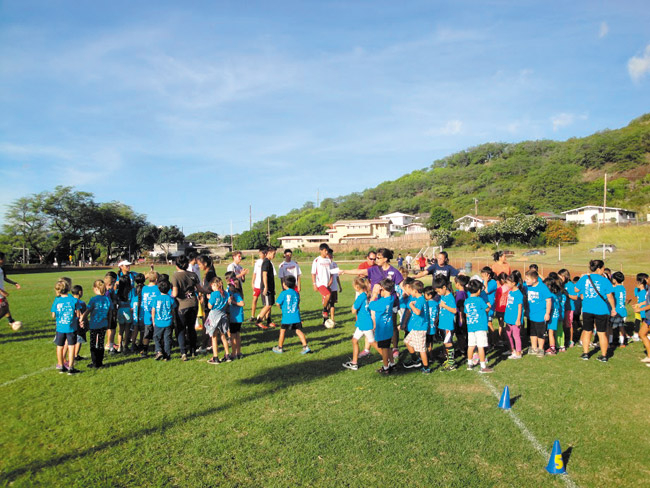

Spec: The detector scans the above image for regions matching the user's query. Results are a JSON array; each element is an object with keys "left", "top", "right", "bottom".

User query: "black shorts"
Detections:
[
  {"left": 262, "top": 293, "right": 275, "bottom": 307},
  {"left": 108, "top": 311, "right": 118, "bottom": 330},
  {"left": 329, "top": 291, "right": 338, "bottom": 305},
  {"left": 144, "top": 323, "right": 154, "bottom": 340},
  {"left": 529, "top": 321, "right": 547, "bottom": 338},
  {"left": 495, "top": 311, "right": 505, "bottom": 320},
  {"left": 426, "top": 333, "right": 435, "bottom": 346},
  {"left": 377, "top": 338, "right": 392, "bottom": 349},
  {"left": 55, "top": 331, "right": 77, "bottom": 347},
  {"left": 281, "top": 322, "right": 302, "bottom": 331},
  {"left": 610, "top": 314, "right": 624, "bottom": 329},
  {"left": 583, "top": 312, "right": 609, "bottom": 333},
  {"left": 230, "top": 322, "right": 242, "bottom": 334}
]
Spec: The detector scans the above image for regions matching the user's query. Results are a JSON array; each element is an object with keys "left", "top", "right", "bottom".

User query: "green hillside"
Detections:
[{"left": 236, "top": 114, "right": 650, "bottom": 249}]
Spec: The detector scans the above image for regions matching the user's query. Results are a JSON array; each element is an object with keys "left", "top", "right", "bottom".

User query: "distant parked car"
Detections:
[
  {"left": 522, "top": 249, "right": 546, "bottom": 256},
  {"left": 589, "top": 244, "right": 617, "bottom": 253}
]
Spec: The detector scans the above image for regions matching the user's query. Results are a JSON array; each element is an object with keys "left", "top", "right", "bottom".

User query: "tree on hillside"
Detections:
[
  {"left": 477, "top": 215, "right": 547, "bottom": 246},
  {"left": 426, "top": 207, "right": 454, "bottom": 230},
  {"left": 157, "top": 226, "right": 185, "bottom": 262},
  {"left": 235, "top": 229, "right": 267, "bottom": 250},
  {"left": 185, "top": 231, "right": 220, "bottom": 243}
]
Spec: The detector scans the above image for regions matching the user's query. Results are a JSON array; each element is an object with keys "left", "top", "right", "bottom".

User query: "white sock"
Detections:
[
  {"left": 619, "top": 336, "right": 624, "bottom": 344},
  {"left": 480, "top": 361, "right": 487, "bottom": 369}
]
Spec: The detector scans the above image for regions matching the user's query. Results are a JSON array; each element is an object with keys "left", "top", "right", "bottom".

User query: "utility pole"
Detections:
[
  {"left": 267, "top": 217, "right": 271, "bottom": 244},
  {"left": 473, "top": 198, "right": 478, "bottom": 216},
  {"left": 603, "top": 173, "right": 607, "bottom": 225},
  {"left": 249, "top": 205, "right": 252, "bottom": 231},
  {"left": 317, "top": 189, "right": 320, "bottom": 207},
  {"left": 230, "top": 220, "right": 233, "bottom": 249}
]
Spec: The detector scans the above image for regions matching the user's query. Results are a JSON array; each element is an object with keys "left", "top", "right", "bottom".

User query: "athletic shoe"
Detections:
[
  {"left": 632, "top": 334, "right": 641, "bottom": 342},
  {"left": 580, "top": 353, "right": 589, "bottom": 361},
  {"left": 301, "top": 346, "right": 312, "bottom": 355},
  {"left": 527, "top": 348, "right": 537, "bottom": 355},
  {"left": 75, "top": 355, "right": 86, "bottom": 361},
  {"left": 403, "top": 359, "right": 422, "bottom": 369},
  {"left": 545, "top": 348, "right": 557, "bottom": 356},
  {"left": 508, "top": 354, "right": 522, "bottom": 360},
  {"left": 272, "top": 346, "right": 284, "bottom": 354},
  {"left": 568, "top": 341, "right": 575, "bottom": 348},
  {"left": 56, "top": 364, "right": 67, "bottom": 373},
  {"left": 207, "top": 357, "right": 221, "bottom": 365},
  {"left": 466, "top": 361, "right": 476, "bottom": 371},
  {"left": 501, "top": 350, "right": 513, "bottom": 356},
  {"left": 109, "top": 348, "right": 117, "bottom": 355},
  {"left": 140, "top": 350, "right": 148, "bottom": 358},
  {"left": 63, "top": 360, "right": 69, "bottom": 369},
  {"left": 342, "top": 361, "right": 359, "bottom": 371},
  {"left": 392, "top": 348, "right": 399, "bottom": 359},
  {"left": 420, "top": 366, "right": 432, "bottom": 374},
  {"left": 224, "top": 354, "right": 233, "bottom": 362},
  {"left": 640, "top": 357, "right": 650, "bottom": 363},
  {"left": 197, "top": 347, "right": 207, "bottom": 355},
  {"left": 257, "top": 321, "right": 268, "bottom": 330},
  {"left": 479, "top": 366, "right": 494, "bottom": 374},
  {"left": 322, "top": 311, "right": 329, "bottom": 319},
  {"left": 376, "top": 366, "right": 391, "bottom": 375},
  {"left": 558, "top": 347, "right": 566, "bottom": 353},
  {"left": 596, "top": 355, "right": 608, "bottom": 363},
  {"left": 442, "top": 362, "right": 457, "bottom": 371},
  {"left": 268, "top": 322, "right": 277, "bottom": 328},
  {"left": 154, "top": 352, "right": 164, "bottom": 361},
  {"left": 537, "top": 349, "right": 545, "bottom": 358},
  {"left": 67, "top": 368, "right": 80, "bottom": 375},
  {"left": 181, "top": 354, "right": 188, "bottom": 361},
  {"left": 249, "top": 317, "right": 256, "bottom": 323},
  {"left": 358, "top": 350, "right": 370, "bottom": 359}
]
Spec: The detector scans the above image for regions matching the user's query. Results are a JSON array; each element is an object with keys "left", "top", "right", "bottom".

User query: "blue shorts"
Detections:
[
  {"left": 55, "top": 331, "right": 77, "bottom": 347},
  {"left": 117, "top": 307, "right": 133, "bottom": 326}
]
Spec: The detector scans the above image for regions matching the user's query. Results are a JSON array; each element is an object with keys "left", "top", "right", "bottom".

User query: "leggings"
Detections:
[
  {"left": 556, "top": 323, "right": 565, "bottom": 347},
  {"left": 89, "top": 328, "right": 107, "bottom": 367},
  {"left": 505, "top": 323, "right": 522, "bottom": 352},
  {"left": 176, "top": 307, "right": 198, "bottom": 355}
]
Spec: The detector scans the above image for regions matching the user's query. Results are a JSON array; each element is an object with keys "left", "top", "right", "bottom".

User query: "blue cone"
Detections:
[
  {"left": 545, "top": 440, "right": 566, "bottom": 474},
  {"left": 498, "top": 385, "right": 511, "bottom": 410}
]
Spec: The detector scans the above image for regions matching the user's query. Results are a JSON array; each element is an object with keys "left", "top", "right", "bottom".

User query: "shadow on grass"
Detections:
[
  {"left": 0, "top": 333, "right": 56, "bottom": 345},
  {"left": 562, "top": 446, "right": 573, "bottom": 469}
]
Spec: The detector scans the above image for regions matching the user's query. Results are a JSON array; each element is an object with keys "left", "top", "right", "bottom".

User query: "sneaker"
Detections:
[
  {"left": 580, "top": 353, "right": 589, "bottom": 361},
  {"left": 508, "top": 354, "right": 522, "bottom": 360},
  {"left": 403, "top": 359, "right": 422, "bottom": 369},
  {"left": 537, "top": 349, "right": 545, "bottom": 358},
  {"left": 56, "top": 364, "right": 67, "bottom": 373},
  {"left": 376, "top": 366, "right": 391, "bottom": 375},
  {"left": 181, "top": 354, "right": 188, "bottom": 361},
  {"left": 358, "top": 350, "right": 370, "bottom": 359},
  {"left": 268, "top": 322, "right": 277, "bottom": 328},
  {"left": 272, "top": 346, "right": 284, "bottom": 354},
  {"left": 257, "top": 321, "right": 269, "bottom": 330},
  {"left": 479, "top": 366, "right": 494, "bottom": 374},
  {"left": 568, "top": 341, "right": 575, "bottom": 348},
  {"left": 154, "top": 352, "right": 164, "bottom": 361},
  {"left": 236, "top": 353, "right": 243, "bottom": 360},
  {"left": 322, "top": 311, "right": 329, "bottom": 319},
  {"left": 140, "top": 350, "right": 148, "bottom": 358},
  {"left": 109, "top": 348, "right": 117, "bottom": 355},
  {"left": 632, "top": 334, "right": 641, "bottom": 342},
  {"left": 224, "top": 354, "right": 233, "bottom": 362},
  {"left": 207, "top": 357, "right": 221, "bottom": 365},
  {"left": 545, "top": 348, "right": 557, "bottom": 356},
  {"left": 197, "top": 347, "right": 207, "bottom": 355},
  {"left": 442, "top": 362, "right": 457, "bottom": 371},
  {"left": 392, "top": 348, "right": 399, "bottom": 359},
  {"left": 75, "top": 355, "right": 86, "bottom": 361},
  {"left": 596, "top": 355, "right": 608, "bottom": 363},
  {"left": 342, "top": 361, "right": 359, "bottom": 371},
  {"left": 67, "top": 368, "right": 80, "bottom": 375},
  {"left": 420, "top": 366, "right": 431, "bottom": 374},
  {"left": 466, "top": 361, "right": 476, "bottom": 371},
  {"left": 63, "top": 360, "right": 69, "bottom": 369},
  {"left": 301, "top": 346, "right": 312, "bottom": 355},
  {"left": 641, "top": 357, "right": 650, "bottom": 363},
  {"left": 558, "top": 347, "right": 566, "bottom": 353},
  {"left": 528, "top": 348, "right": 537, "bottom": 355},
  {"left": 501, "top": 350, "right": 513, "bottom": 356}
]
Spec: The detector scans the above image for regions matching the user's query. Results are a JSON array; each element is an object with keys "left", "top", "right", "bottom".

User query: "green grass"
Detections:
[{"left": 1, "top": 264, "right": 649, "bottom": 487}]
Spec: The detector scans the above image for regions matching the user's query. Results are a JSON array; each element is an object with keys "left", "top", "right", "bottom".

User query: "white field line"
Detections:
[
  {"left": 478, "top": 375, "right": 579, "bottom": 488},
  {"left": 0, "top": 366, "right": 53, "bottom": 388}
]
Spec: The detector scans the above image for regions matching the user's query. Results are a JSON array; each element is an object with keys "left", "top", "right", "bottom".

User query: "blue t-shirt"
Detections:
[
  {"left": 408, "top": 295, "right": 429, "bottom": 332},
  {"left": 369, "top": 296, "right": 394, "bottom": 341},
  {"left": 577, "top": 274, "right": 614, "bottom": 315},
  {"left": 71, "top": 298, "right": 86, "bottom": 331},
  {"left": 228, "top": 292, "right": 245, "bottom": 323},
  {"left": 564, "top": 282, "right": 578, "bottom": 312},
  {"left": 87, "top": 295, "right": 112, "bottom": 330},
  {"left": 613, "top": 285, "right": 627, "bottom": 317},
  {"left": 485, "top": 280, "right": 497, "bottom": 305},
  {"left": 504, "top": 288, "right": 523, "bottom": 325},
  {"left": 634, "top": 287, "right": 646, "bottom": 319},
  {"left": 549, "top": 293, "right": 561, "bottom": 328},
  {"left": 438, "top": 293, "right": 456, "bottom": 331},
  {"left": 465, "top": 296, "right": 488, "bottom": 333},
  {"left": 277, "top": 289, "right": 301, "bottom": 324},
  {"left": 399, "top": 295, "right": 415, "bottom": 330},
  {"left": 209, "top": 290, "right": 229, "bottom": 312},
  {"left": 526, "top": 281, "right": 552, "bottom": 322},
  {"left": 427, "top": 299, "right": 439, "bottom": 335},
  {"left": 353, "top": 292, "right": 373, "bottom": 331},
  {"left": 131, "top": 292, "right": 144, "bottom": 323},
  {"left": 154, "top": 294, "right": 176, "bottom": 328},
  {"left": 142, "top": 284, "right": 160, "bottom": 326},
  {"left": 51, "top": 295, "right": 80, "bottom": 333}
]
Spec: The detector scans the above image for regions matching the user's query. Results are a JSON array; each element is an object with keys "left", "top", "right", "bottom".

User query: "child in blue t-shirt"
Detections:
[
  {"left": 343, "top": 277, "right": 380, "bottom": 370},
  {"left": 139, "top": 271, "right": 159, "bottom": 358},
  {"left": 611, "top": 272, "right": 627, "bottom": 347},
  {"left": 225, "top": 271, "right": 245, "bottom": 359},
  {"left": 273, "top": 276, "right": 311, "bottom": 354},
  {"left": 424, "top": 286, "right": 438, "bottom": 360},
  {"left": 369, "top": 279, "right": 397, "bottom": 374},
  {"left": 524, "top": 270, "right": 552, "bottom": 357},
  {"left": 85, "top": 279, "right": 112, "bottom": 368},
  {"left": 464, "top": 279, "right": 493, "bottom": 373},
  {"left": 116, "top": 275, "right": 134, "bottom": 354},
  {"left": 481, "top": 267, "right": 498, "bottom": 344},
  {"left": 51, "top": 280, "right": 81, "bottom": 374},
  {"left": 399, "top": 277, "right": 415, "bottom": 334},
  {"left": 402, "top": 280, "right": 431, "bottom": 373},
  {"left": 434, "top": 276, "right": 458, "bottom": 371},
  {"left": 543, "top": 277, "right": 563, "bottom": 355},
  {"left": 71, "top": 285, "right": 87, "bottom": 361},
  {"left": 206, "top": 277, "right": 231, "bottom": 364},
  {"left": 633, "top": 273, "right": 647, "bottom": 346},
  {"left": 152, "top": 280, "right": 176, "bottom": 360}
]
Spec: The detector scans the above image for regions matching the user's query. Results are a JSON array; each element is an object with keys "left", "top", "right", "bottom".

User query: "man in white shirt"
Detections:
[
  {"left": 278, "top": 249, "right": 301, "bottom": 293},
  {"left": 311, "top": 244, "right": 333, "bottom": 321},
  {"left": 227, "top": 251, "right": 249, "bottom": 284},
  {"left": 405, "top": 253, "right": 413, "bottom": 270}
]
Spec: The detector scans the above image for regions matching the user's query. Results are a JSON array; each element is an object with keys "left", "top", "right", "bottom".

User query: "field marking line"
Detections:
[
  {"left": 478, "top": 375, "right": 579, "bottom": 488},
  {"left": 0, "top": 366, "right": 54, "bottom": 388}
]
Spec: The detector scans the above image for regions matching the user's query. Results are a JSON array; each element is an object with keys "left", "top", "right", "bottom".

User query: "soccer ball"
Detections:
[
  {"left": 11, "top": 321, "right": 22, "bottom": 331},
  {"left": 324, "top": 319, "right": 336, "bottom": 329}
]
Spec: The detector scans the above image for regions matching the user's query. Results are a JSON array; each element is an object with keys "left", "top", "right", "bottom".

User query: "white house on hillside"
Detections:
[
  {"left": 379, "top": 212, "right": 416, "bottom": 233},
  {"left": 405, "top": 223, "right": 429, "bottom": 235},
  {"left": 454, "top": 215, "right": 501, "bottom": 232},
  {"left": 277, "top": 235, "right": 330, "bottom": 248},
  {"left": 562, "top": 206, "right": 637, "bottom": 225},
  {"left": 327, "top": 219, "right": 391, "bottom": 244}
]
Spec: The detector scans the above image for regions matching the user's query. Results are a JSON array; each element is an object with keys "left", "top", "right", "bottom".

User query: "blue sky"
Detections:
[{"left": 1, "top": 0, "right": 649, "bottom": 236}]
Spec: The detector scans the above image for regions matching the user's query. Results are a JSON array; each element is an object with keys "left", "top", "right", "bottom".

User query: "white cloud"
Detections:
[
  {"left": 628, "top": 44, "right": 650, "bottom": 83},
  {"left": 550, "top": 113, "right": 587, "bottom": 131},
  {"left": 427, "top": 120, "right": 463, "bottom": 136},
  {"left": 599, "top": 22, "right": 609, "bottom": 39}
]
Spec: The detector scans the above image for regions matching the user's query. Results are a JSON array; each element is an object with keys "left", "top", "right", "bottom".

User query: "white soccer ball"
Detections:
[
  {"left": 11, "top": 321, "right": 22, "bottom": 331},
  {"left": 324, "top": 319, "right": 336, "bottom": 329}
]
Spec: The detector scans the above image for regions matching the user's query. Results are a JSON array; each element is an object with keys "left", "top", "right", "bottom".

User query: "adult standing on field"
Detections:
[
  {"left": 417, "top": 254, "right": 427, "bottom": 271},
  {"left": 171, "top": 255, "right": 200, "bottom": 360},
  {"left": 358, "top": 251, "right": 377, "bottom": 272},
  {"left": 278, "top": 249, "right": 301, "bottom": 292},
  {"left": 491, "top": 251, "right": 511, "bottom": 276},
  {"left": 576, "top": 259, "right": 616, "bottom": 363},
  {"left": 116, "top": 260, "right": 138, "bottom": 288},
  {"left": 413, "top": 251, "right": 460, "bottom": 284},
  {"left": 227, "top": 251, "right": 249, "bottom": 286}
]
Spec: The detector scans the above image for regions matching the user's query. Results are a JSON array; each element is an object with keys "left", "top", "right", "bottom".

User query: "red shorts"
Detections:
[
  {"left": 253, "top": 288, "right": 261, "bottom": 298},
  {"left": 317, "top": 286, "right": 331, "bottom": 298}
]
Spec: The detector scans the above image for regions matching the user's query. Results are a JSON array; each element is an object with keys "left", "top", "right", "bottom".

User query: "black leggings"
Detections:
[
  {"left": 89, "top": 328, "right": 107, "bottom": 367},
  {"left": 176, "top": 307, "right": 198, "bottom": 355}
]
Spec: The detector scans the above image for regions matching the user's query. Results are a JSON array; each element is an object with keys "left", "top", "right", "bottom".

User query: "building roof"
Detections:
[
  {"left": 454, "top": 215, "right": 501, "bottom": 222},
  {"left": 330, "top": 219, "right": 391, "bottom": 226},
  {"left": 561, "top": 206, "right": 636, "bottom": 214},
  {"left": 406, "top": 222, "right": 427, "bottom": 228},
  {"left": 278, "top": 235, "right": 330, "bottom": 240},
  {"left": 379, "top": 212, "right": 416, "bottom": 219}
]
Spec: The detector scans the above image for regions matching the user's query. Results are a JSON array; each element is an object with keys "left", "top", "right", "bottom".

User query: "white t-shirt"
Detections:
[
  {"left": 279, "top": 260, "right": 301, "bottom": 281},
  {"left": 311, "top": 257, "right": 332, "bottom": 288},
  {"left": 329, "top": 260, "right": 340, "bottom": 292},
  {"left": 227, "top": 262, "right": 244, "bottom": 281},
  {"left": 405, "top": 255, "right": 413, "bottom": 265},
  {"left": 253, "top": 259, "right": 263, "bottom": 288},
  {"left": 187, "top": 263, "right": 201, "bottom": 280}
]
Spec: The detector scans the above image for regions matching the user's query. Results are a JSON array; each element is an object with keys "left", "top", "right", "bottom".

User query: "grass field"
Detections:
[{"left": 1, "top": 263, "right": 649, "bottom": 488}]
